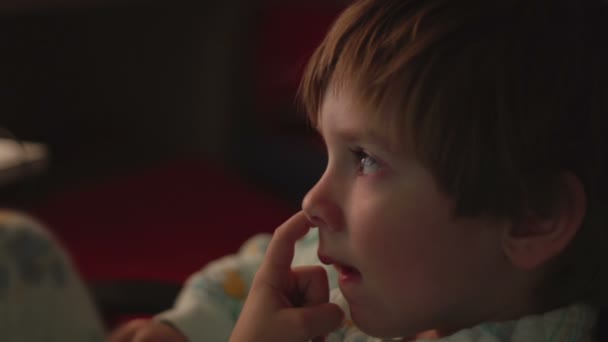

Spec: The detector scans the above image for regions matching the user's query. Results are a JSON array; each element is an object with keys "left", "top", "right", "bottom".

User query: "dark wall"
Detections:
[
  {"left": 1, "top": 1, "right": 252, "bottom": 185},
  {"left": 0, "top": 1, "right": 350, "bottom": 208}
]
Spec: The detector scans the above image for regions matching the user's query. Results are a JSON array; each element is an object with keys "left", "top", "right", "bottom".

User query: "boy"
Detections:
[{"left": 112, "top": 0, "right": 608, "bottom": 340}]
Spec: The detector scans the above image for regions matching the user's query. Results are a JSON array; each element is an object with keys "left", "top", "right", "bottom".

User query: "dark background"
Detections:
[
  {"left": 0, "top": 0, "right": 348, "bottom": 207},
  {"left": 0, "top": 1, "right": 349, "bottom": 322}
]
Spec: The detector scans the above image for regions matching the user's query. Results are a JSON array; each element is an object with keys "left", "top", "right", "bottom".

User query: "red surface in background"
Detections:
[
  {"left": 32, "top": 160, "right": 294, "bottom": 283},
  {"left": 253, "top": 4, "right": 344, "bottom": 115}
]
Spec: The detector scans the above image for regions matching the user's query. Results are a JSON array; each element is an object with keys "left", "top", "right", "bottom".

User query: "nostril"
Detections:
[
  {"left": 316, "top": 223, "right": 341, "bottom": 233},
  {"left": 307, "top": 214, "right": 324, "bottom": 227},
  {"left": 302, "top": 199, "right": 343, "bottom": 232},
  {"left": 302, "top": 181, "right": 342, "bottom": 231}
]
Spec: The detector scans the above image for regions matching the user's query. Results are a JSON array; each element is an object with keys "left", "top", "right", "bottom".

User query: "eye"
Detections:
[{"left": 351, "top": 148, "right": 382, "bottom": 175}]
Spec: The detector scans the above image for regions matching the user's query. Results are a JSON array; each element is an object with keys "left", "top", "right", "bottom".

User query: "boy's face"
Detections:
[{"left": 303, "top": 87, "right": 517, "bottom": 338}]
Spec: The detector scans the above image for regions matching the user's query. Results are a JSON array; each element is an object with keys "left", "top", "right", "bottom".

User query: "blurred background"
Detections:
[{"left": 0, "top": 0, "right": 348, "bottom": 328}]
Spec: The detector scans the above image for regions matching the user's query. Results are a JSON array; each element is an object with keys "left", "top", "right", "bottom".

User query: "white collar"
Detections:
[{"left": 328, "top": 289, "right": 598, "bottom": 342}]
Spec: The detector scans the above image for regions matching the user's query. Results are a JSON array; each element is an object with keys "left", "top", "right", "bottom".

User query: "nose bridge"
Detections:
[
  {"left": 302, "top": 166, "right": 343, "bottom": 229},
  {"left": 302, "top": 168, "right": 330, "bottom": 212}
]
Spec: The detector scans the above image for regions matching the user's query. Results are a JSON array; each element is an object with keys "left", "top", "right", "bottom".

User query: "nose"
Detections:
[{"left": 302, "top": 170, "right": 343, "bottom": 232}]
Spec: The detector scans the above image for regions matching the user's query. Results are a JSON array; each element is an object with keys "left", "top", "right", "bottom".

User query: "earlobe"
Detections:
[{"left": 502, "top": 173, "right": 587, "bottom": 270}]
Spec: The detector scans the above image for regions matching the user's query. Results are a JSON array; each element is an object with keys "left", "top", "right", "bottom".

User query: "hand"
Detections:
[
  {"left": 108, "top": 318, "right": 188, "bottom": 342},
  {"left": 230, "top": 211, "right": 344, "bottom": 342}
]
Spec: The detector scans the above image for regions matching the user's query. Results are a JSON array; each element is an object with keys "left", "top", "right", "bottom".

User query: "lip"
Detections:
[
  {"left": 317, "top": 252, "right": 335, "bottom": 266},
  {"left": 318, "top": 252, "right": 362, "bottom": 284}
]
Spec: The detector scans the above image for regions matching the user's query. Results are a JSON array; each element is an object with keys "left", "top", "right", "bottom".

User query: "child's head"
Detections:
[{"left": 299, "top": 0, "right": 608, "bottom": 338}]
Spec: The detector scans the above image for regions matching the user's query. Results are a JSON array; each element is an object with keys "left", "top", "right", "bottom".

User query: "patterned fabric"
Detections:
[
  {"left": 326, "top": 289, "right": 597, "bottom": 342},
  {"left": 0, "top": 211, "right": 105, "bottom": 342},
  {"left": 158, "top": 228, "right": 598, "bottom": 342}
]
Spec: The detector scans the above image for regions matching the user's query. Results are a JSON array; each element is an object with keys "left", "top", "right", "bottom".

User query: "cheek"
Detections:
[
  {"left": 347, "top": 185, "right": 465, "bottom": 282},
  {"left": 349, "top": 184, "right": 452, "bottom": 248},
  {"left": 347, "top": 191, "right": 433, "bottom": 267}
]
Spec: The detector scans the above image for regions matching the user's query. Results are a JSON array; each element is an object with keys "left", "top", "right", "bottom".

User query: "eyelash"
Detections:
[{"left": 350, "top": 148, "right": 382, "bottom": 175}]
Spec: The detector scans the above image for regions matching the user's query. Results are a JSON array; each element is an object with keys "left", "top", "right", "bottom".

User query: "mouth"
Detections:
[{"left": 318, "top": 252, "right": 362, "bottom": 283}]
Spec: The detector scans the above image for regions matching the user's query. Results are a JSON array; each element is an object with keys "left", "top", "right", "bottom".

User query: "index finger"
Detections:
[{"left": 258, "top": 211, "right": 312, "bottom": 283}]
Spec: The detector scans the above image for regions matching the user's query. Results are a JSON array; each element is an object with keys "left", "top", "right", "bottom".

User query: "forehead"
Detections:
[{"left": 318, "top": 85, "right": 411, "bottom": 154}]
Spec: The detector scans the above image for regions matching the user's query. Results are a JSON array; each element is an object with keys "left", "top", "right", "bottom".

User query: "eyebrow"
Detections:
[{"left": 316, "top": 123, "right": 396, "bottom": 154}]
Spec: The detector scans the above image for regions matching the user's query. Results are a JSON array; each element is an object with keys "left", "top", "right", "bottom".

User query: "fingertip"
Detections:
[
  {"left": 321, "top": 303, "right": 346, "bottom": 330},
  {"left": 333, "top": 303, "right": 346, "bottom": 323},
  {"left": 327, "top": 303, "right": 347, "bottom": 331},
  {"left": 300, "top": 210, "right": 314, "bottom": 227},
  {"left": 257, "top": 211, "right": 314, "bottom": 286},
  {"left": 274, "top": 211, "right": 311, "bottom": 239},
  {"left": 266, "top": 212, "right": 313, "bottom": 261}
]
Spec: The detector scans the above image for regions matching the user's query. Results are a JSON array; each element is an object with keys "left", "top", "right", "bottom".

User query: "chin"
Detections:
[
  {"left": 351, "top": 307, "right": 439, "bottom": 340},
  {"left": 350, "top": 309, "right": 409, "bottom": 339}
]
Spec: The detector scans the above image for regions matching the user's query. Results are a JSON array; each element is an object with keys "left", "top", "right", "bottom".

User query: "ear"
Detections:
[{"left": 502, "top": 173, "right": 587, "bottom": 270}]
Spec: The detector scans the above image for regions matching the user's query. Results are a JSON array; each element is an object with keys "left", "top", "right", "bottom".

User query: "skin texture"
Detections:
[
  {"left": 230, "top": 87, "right": 538, "bottom": 341},
  {"left": 230, "top": 211, "right": 344, "bottom": 342},
  {"left": 300, "top": 87, "right": 541, "bottom": 339}
]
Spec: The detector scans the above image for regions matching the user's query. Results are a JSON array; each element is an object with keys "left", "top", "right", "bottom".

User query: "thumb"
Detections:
[{"left": 283, "top": 303, "right": 344, "bottom": 340}]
